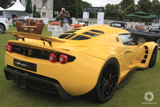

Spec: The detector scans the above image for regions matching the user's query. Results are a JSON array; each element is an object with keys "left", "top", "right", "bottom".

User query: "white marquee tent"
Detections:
[
  {"left": 5, "top": 0, "right": 25, "bottom": 11},
  {"left": 0, "top": 7, "right": 4, "bottom": 11},
  {"left": 3, "top": 0, "right": 30, "bottom": 18}
]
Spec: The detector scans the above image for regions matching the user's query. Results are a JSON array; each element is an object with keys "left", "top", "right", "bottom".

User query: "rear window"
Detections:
[
  {"left": 65, "top": 30, "right": 76, "bottom": 33},
  {"left": 65, "top": 34, "right": 76, "bottom": 39},
  {"left": 71, "top": 35, "right": 90, "bottom": 40},
  {"left": 58, "top": 34, "right": 70, "bottom": 39},
  {"left": 83, "top": 32, "right": 99, "bottom": 37},
  {"left": 90, "top": 30, "right": 104, "bottom": 34},
  {"left": 74, "top": 28, "right": 81, "bottom": 30},
  {"left": 110, "top": 23, "right": 121, "bottom": 27}
]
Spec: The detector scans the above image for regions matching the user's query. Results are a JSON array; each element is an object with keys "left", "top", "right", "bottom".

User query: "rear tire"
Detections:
[
  {"left": 149, "top": 46, "right": 157, "bottom": 68},
  {"left": 88, "top": 58, "right": 119, "bottom": 103},
  {"left": 0, "top": 24, "right": 5, "bottom": 34}
]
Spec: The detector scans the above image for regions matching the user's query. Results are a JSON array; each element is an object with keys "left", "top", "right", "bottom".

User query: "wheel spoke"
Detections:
[
  {"left": 106, "top": 85, "right": 110, "bottom": 93},
  {"left": 110, "top": 80, "right": 117, "bottom": 84},
  {"left": 101, "top": 84, "right": 105, "bottom": 95},
  {"left": 109, "top": 64, "right": 114, "bottom": 70},
  {"left": 110, "top": 68, "right": 118, "bottom": 74},
  {"left": 109, "top": 74, "right": 118, "bottom": 79}
]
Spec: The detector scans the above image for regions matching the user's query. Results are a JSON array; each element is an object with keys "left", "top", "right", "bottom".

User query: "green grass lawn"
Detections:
[{"left": 0, "top": 26, "right": 160, "bottom": 107}]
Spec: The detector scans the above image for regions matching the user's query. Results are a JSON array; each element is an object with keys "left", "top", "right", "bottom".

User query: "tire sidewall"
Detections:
[
  {"left": 149, "top": 46, "right": 157, "bottom": 68},
  {"left": 96, "top": 58, "right": 119, "bottom": 103},
  {"left": 0, "top": 24, "right": 4, "bottom": 34}
]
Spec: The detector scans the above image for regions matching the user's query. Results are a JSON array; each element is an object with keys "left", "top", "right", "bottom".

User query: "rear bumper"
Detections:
[{"left": 4, "top": 66, "right": 72, "bottom": 100}]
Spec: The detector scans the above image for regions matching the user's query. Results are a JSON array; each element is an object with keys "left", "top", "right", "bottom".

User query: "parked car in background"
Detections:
[
  {"left": 50, "top": 21, "right": 60, "bottom": 25},
  {"left": 110, "top": 22, "right": 128, "bottom": 29},
  {"left": 12, "top": 16, "right": 34, "bottom": 26},
  {"left": 123, "top": 20, "right": 130, "bottom": 22},
  {"left": 127, "top": 28, "right": 160, "bottom": 49},
  {"left": 148, "top": 27, "right": 160, "bottom": 33},
  {"left": 78, "top": 19, "right": 88, "bottom": 26},
  {"left": 110, "top": 22, "right": 160, "bottom": 49},
  {"left": 0, "top": 18, "right": 9, "bottom": 34},
  {"left": 71, "top": 18, "right": 85, "bottom": 29},
  {"left": 12, "top": 15, "right": 19, "bottom": 20}
]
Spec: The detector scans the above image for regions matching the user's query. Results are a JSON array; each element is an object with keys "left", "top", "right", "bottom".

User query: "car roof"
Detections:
[
  {"left": 110, "top": 22, "right": 127, "bottom": 24},
  {"left": 58, "top": 25, "right": 130, "bottom": 41}
]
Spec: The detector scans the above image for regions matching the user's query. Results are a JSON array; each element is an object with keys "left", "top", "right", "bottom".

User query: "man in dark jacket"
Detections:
[{"left": 58, "top": 8, "right": 71, "bottom": 33}]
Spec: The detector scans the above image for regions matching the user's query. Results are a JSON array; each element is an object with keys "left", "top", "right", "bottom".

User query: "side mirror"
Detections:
[{"left": 138, "top": 37, "right": 146, "bottom": 46}]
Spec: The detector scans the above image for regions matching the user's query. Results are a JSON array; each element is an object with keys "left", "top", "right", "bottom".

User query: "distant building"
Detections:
[{"left": 21, "top": 0, "right": 53, "bottom": 20}]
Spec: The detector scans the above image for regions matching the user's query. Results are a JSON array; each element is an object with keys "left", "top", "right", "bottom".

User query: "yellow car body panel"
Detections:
[
  {"left": 4, "top": 25, "right": 158, "bottom": 98},
  {"left": 5, "top": 51, "right": 104, "bottom": 96}
]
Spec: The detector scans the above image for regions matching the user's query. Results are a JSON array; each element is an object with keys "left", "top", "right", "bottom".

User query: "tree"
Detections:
[
  {"left": 123, "top": 4, "right": 140, "bottom": 14},
  {"left": 83, "top": 1, "right": 92, "bottom": 7},
  {"left": 123, "top": 4, "right": 140, "bottom": 21},
  {"left": 138, "top": 0, "right": 152, "bottom": 14},
  {"left": 73, "top": 0, "right": 79, "bottom": 18},
  {"left": 0, "top": 0, "right": 15, "bottom": 9},
  {"left": 151, "top": 0, "right": 160, "bottom": 15},
  {"left": 82, "top": 1, "right": 96, "bottom": 18},
  {"left": 53, "top": 0, "right": 93, "bottom": 18},
  {"left": 105, "top": 4, "right": 115, "bottom": 18},
  {"left": 119, "top": 0, "right": 135, "bottom": 11},
  {"left": 105, "top": 4, "right": 122, "bottom": 20},
  {"left": 77, "top": 0, "right": 83, "bottom": 18}
]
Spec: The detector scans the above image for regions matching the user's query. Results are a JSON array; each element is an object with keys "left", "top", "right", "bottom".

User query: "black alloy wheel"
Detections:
[
  {"left": 89, "top": 58, "right": 119, "bottom": 103},
  {"left": 0, "top": 24, "right": 5, "bottom": 34},
  {"left": 149, "top": 46, "right": 157, "bottom": 68}
]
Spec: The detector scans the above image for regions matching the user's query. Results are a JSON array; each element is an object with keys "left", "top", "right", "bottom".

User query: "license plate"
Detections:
[{"left": 14, "top": 59, "right": 37, "bottom": 72}]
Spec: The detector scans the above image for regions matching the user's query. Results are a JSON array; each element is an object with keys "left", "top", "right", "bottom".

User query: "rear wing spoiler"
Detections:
[{"left": 7, "top": 31, "right": 65, "bottom": 47}]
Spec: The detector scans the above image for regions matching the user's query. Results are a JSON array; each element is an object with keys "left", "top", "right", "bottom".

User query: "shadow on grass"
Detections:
[{"left": 5, "top": 83, "right": 100, "bottom": 106}]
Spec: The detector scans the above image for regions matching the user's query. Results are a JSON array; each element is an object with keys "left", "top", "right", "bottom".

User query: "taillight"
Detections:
[
  {"left": 5, "top": 44, "right": 8, "bottom": 51},
  {"left": 59, "top": 54, "right": 68, "bottom": 64},
  {"left": 49, "top": 53, "right": 57, "bottom": 62},
  {"left": 8, "top": 45, "right": 13, "bottom": 52},
  {"left": 5, "top": 44, "right": 13, "bottom": 53}
]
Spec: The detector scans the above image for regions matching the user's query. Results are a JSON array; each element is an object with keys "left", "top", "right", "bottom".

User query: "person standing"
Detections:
[{"left": 58, "top": 8, "right": 71, "bottom": 33}]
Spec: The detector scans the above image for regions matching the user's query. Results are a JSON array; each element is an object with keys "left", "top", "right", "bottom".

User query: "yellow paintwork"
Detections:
[{"left": 5, "top": 25, "right": 158, "bottom": 96}]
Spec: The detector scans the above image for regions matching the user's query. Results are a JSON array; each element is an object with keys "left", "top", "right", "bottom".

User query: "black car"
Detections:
[
  {"left": 148, "top": 27, "right": 160, "bottom": 33},
  {"left": 127, "top": 29, "right": 160, "bottom": 49},
  {"left": 110, "top": 22, "right": 160, "bottom": 49},
  {"left": 110, "top": 22, "right": 128, "bottom": 29},
  {"left": 12, "top": 16, "right": 34, "bottom": 26}
]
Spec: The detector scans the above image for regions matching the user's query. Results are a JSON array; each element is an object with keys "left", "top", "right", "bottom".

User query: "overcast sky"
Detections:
[{"left": 82, "top": 0, "right": 153, "bottom": 7}]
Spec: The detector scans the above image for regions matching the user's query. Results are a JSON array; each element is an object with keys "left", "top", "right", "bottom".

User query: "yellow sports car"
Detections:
[{"left": 4, "top": 25, "right": 158, "bottom": 103}]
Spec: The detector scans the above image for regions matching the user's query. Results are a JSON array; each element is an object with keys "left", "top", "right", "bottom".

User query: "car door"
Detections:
[{"left": 119, "top": 33, "right": 140, "bottom": 68}]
